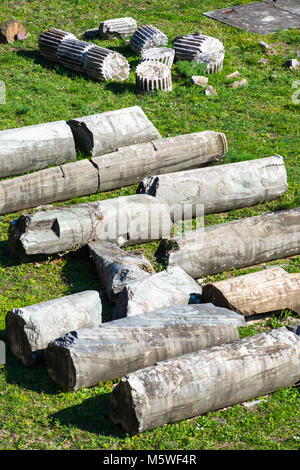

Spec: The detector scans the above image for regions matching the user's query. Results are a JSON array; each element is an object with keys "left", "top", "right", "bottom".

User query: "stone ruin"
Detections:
[{"left": 1, "top": 15, "right": 300, "bottom": 436}]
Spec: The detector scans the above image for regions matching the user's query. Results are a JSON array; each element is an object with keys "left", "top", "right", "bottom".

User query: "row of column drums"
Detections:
[{"left": 38, "top": 22, "right": 224, "bottom": 92}]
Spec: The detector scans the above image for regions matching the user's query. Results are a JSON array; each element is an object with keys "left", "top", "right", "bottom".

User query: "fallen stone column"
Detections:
[
  {"left": 130, "top": 25, "right": 168, "bottom": 54},
  {"left": 109, "top": 327, "right": 300, "bottom": 433},
  {"left": 135, "top": 61, "right": 172, "bottom": 92},
  {"left": 113, "top": 266, "right": 202, "bottom": 319},
  {"left": 67, "top": 106, "right": 161, "bottom": 157},
  {"left": 38, "top": 28, "right": 76, "bottom": 61},
  {"left": 173, "top": 33, "right": 225, "bottom": 73},
  {"left": 46, "top": 303, "right": 245, "bottom": 391},
  {"left": 156, "top": 208, "right": 300, "bottom": 278},
  {"left": 202, "top": 266, "right": 300, "bottom": 316},
  {"left": 137, "top": 155, "right": 288, "bottom": 221},
  {"left": 57, "top": 38, "right": 94, "bottom": 73},
  {"left": 88, "top": 241, "right": 154, "bottom": 301},
  {"left": 99, "top": 17, "right": 137, "bottom": 38},
  {"left": 93, "top": 130, "right": 228, "bottom": 192},
  {"left": 5, "top": 290, "right": 102, "bottom": 367},
  {"left": 9, "top": 194, "right": 172, "bottom": 258},
  {"left": 0, "top": 159, "right": 99, "bottom": 215},
  {"left": 0, "top": 130, "right": 227, "bottom": 214},
  {"left": 83, "top": 45, "right": 129, "bottom": 81},
  {"left": 0, "top": 120, "right": 76, "bottom": 178}
]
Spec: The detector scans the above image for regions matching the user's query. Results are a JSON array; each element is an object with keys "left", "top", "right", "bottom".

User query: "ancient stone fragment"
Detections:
[
  {"left": 135, "top": 61, "right": 172, "bottom": 92},
  {"left": 0, "top": 20, "right": 26, "bottom": 43},
  {"left": 9, "top": 194, "right": 172, "bottom": 258},
  {"left": 110, "top": 328, "right": 300, "bottom": 433},
  {"left": 137, "top": 156, "right": 288, "bottom": 221},
  {"left": 284, "top": 58, "right": 299, "bottom": 70},
  {"left": 113, "top": 266, "right": 202, "bottom": 319},
  {"left": 130, "top": 25, "right": 168, "bottom": 54},
  {"left": 46, "top": 303, "right": 245, "bottom": 390},
  {"left": 88, "top": 241, "right": 154, "bottom": 301},
  {"left": 83, "top": 45, "right": 130, "bottom": 81},
  {"left": 0, "top": 121, "right": 76, "bottom": 178},
  {"left": 139, "top": 47, "right": 175, "bottom": 68},
  {"left": 231, "top": 78, "right": 248, "bottom": 88},
  {"left": 57, "top": 38, "right": 94, "bottom": 73},
  {"left": 99, "top": 17, "right": 137, "bottom": 38},
  {"left": 226, "top": 71, "right": 240, "bottom": 79},
  {"left": 38, "top": 28, "right": 76, "bottom": 61},
  {"left": 202, "top": 267, "right": 300, "bottom": 316},
  {"left": 67, "top": 106, "right": 161, "bottom": 157},
  {"left": 205, "top": 85, "right": 217, "bottom": 95},
  {"left": 258, "top": 40, "right": 276, "bottom": 55},
  {"left": 93, "top": 131, "right": 228, "bottom": 192},
  {"left": 190, "top": 75, "right": 208, "bottom": 87},
  {"left": 0, "top": 159, "right": 99, "bottom": 215},
  {"left": 173, "top": 33, "right": 225, "bottom": 73},
  {"left": 156, "top": 208, "right": 300, "bottom": 279},
  {"left": 5, "top": 291, "right": 102, "bottom": 367}
]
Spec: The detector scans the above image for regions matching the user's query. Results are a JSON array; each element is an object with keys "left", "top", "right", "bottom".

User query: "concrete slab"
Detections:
[
  {"left": 203, "top": 2, "right": 300, "bottom": 34},
  {"left": 266, "top": 0, "right": 300, "bottom": 17}
]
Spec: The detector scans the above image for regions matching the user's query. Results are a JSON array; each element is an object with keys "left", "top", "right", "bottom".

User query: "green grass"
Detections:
[{"left": 0, "top": 0, "right": 299, "bottom": 450}]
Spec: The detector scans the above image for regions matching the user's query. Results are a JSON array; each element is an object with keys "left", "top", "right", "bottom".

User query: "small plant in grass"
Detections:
[{"left": 176, "top": 60, "right": 208, "bottom": 79}]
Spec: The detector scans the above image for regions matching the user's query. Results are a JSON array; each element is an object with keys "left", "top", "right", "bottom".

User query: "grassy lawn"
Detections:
[{"left": 0, "top": 0, "right": 299, "bottom": 450}]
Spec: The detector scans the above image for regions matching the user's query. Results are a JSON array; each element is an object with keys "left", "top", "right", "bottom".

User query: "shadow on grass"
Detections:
[
  {"left": 60, "top": 246, "right": 114, "bottom": 322},
  {"left": 16, "top": 48, "right": 137, "bottom": 93},
  {"left": 50, "top": 393, "right": 126, "bottom": 437},
  {"left": 0, "top": 240, "right": 22, "bottom": 268},
  {"left": 105, "top": 81, "right": 136, "bottom": 94},
  {"left": 1, "top": 332, "right": 61, "bottom": 395}
]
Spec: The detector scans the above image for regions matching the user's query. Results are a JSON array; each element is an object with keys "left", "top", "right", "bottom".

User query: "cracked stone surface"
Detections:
[
  {"left": 45, "top": 303, "right": 244, "bottom": 391},
  {"left": 203, "top": 2, "right": 300, "bottom": 34}
]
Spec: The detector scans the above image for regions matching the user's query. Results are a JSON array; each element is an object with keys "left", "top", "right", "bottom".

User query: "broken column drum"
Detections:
[
  {"left": 139, "top": 47, "right": 175, "bottom": 68},
  {"left": 202, "top": 266, "right": 300, "bottom": 316},
  {"left": 93, "top": 130, "right": 228, "bottom": 192},
  {"left": 0, "top": 120, "right": 76, "bottom": 178},
  {"left": 109, "top": 328, "right": 300, "bottom": 433},
  {"left": 5, "top": 290, "right": 102, "bottom": 367},
  {"left": 130, "top": 25, "right": 168, "bottom": 54},
  {"left": 57, "top": 38, "right": 94, "bottom": 73},
  {"left": 0, "top": 130, "right": 228, "bottom": 215},
  {"left": 156, "top": 208, "right": 300, "bottom": 279},
  {"left": 83, "top": 45, "right": 130, "bottom": 81},
  {"left": 45, "top": 303, "right": 245, "bottom": 391},
  {"left": 0, "top": 159, "right": 100, "bottom": 215},
  {"left": 99, "top": 17, "right": 137, "bottom": 38},
  {"left": 135, "top": 61, "right": 172, "bottom": 92},
  {"left": 38, "top": 28, "right": 76, "bottom": 61},
  {"left": 88, "top": 241, "right": 154, "bottom": 301},
  {"left": 173, "top": 33, "right": 225, "bottom": 73},
  {"left": 9, "top": 194, "right": 172, "bottom": 258},
  {"left": 137, "top": 155, "right": 288, "bottom": 221},
  {"left": 113, "top": 266, "right": 202, "bottom": 319},
  {"left": 67, "top": 106, "right": 161, "bottom": 157}
]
